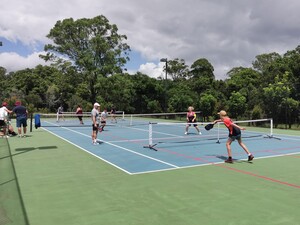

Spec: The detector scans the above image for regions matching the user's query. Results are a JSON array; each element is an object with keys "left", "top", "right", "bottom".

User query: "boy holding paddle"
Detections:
[{"left": 213, "top": 110, "right": 254, "bottom": 163}]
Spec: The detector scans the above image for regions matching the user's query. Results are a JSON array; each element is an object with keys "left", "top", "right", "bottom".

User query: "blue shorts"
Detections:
[{"left": 16, "top": 118, "right": 27, "bottom": 128}]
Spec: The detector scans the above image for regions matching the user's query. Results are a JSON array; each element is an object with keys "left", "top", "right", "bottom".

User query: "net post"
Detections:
[
  {"left": 122, "top": 111, "right": 125, "bottom": 120},
  {"left": 143, "top": 122, "right": 157, "bottom": 151},
  {"left": 130, "top": 114, "right": 133, "bottom": 126},
  {"left": 270, "top": 118, "right": 273, "bottom": 137},
  {"left": 216, "top": 122, "right": 220, "bottom": 144}
]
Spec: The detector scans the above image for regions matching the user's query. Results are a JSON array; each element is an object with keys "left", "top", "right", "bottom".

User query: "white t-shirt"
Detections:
[
  {"left": 0, "top": 106, "right": 8, "bottom": 120},
  {"left": 101, "top": 111, "right": 108, "bottom": 121},
  {"left": 91, "top": 108, "right": 99, "bottom": 124}
]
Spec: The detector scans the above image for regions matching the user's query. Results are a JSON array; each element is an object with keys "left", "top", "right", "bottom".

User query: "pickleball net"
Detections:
[
  {"left": 33, "top": 111, "right": 201, "bottom": 128},
  {"left": 144, "top": 118, "right": 276, "bottom": 151}
]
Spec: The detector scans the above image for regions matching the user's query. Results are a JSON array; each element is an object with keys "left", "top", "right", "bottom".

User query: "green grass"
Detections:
[{"left": 6, "top": 128, "right": 300, "bottom": 225}]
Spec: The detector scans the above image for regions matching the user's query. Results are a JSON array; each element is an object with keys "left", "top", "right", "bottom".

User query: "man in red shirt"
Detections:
[{"left": 213, "top": 110, "right": 254, "bottom": 163}]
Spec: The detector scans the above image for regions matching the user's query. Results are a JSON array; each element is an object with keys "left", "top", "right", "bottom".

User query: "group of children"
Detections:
[{"left": 185, "top": 106, "right": 254, "bottom": 163}]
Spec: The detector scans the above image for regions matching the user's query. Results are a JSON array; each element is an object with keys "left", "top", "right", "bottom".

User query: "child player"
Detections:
[{"left": 213, "top": 110, "right": 254, "bottom": 163}]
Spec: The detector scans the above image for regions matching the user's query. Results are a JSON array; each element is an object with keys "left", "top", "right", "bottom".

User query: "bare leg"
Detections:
[
  {"left": 238, "top": 139, "right": 250, "bottom": 154},
  {"left": 185, "top": 125, "right": 189, "bottom": 134},
  {"left": 226, "top": 139, "right": 233, "bottom": 157}
]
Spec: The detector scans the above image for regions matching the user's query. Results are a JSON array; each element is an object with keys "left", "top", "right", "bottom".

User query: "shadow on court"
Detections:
[{"left": 13, "top": 146, "right": 58, "bottom": 156}]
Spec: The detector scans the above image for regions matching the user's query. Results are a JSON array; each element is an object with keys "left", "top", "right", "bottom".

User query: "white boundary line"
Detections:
[
  {"left": 131, "top": 151, "right": 300, "bottom": 175},
  {"left": 42, "top": 125, "right": 179, "bottom": 174},
  {"left": 43, "top": 128, "right": 132, "bottom": 175},
  {"left": 41, "top": 123, "right": 300, "bottom": 176}
]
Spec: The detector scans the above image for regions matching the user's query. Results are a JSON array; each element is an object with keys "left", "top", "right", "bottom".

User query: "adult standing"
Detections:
[
  {"left": 185, "top": 106, "right": 201, "bottom": 135},
  {"left": 91, "top": 103, "right": 100, "bottom": 145},
  {"left": 12, "top": 101, "right": 28, "bottom": 138},
  {"left": 110, "top": 105, "right": 117, "bottom": 123},
  {"left": 76, "top": 105, "right": 84, "bottom": 124},
  {"left": 0, "top": 102, "right": 12, "bottom": 137},
  {"left": 57, "top": 105, "right": 64, "bottom": 122},
  {"left": 100, "top": 108, "right": 108, "bottom": 131}
]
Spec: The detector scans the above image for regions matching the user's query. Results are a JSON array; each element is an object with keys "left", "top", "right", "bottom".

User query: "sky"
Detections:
[{"left": 1, "top": 0, "right": 300, "bottom": 80}]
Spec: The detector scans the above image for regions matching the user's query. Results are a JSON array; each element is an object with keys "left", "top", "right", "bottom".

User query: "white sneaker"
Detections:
[
  {"left": 199, "top": 132, "right": 202, "bottom": 135},
  {"left": 184, "top": 132, "right": 187, "bottom": 135}
]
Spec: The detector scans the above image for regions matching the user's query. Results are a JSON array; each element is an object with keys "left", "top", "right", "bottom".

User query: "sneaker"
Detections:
[
  {"left": 198, "top": 132, "right": 202, "bottom": 135},
  {"left": 248, "top": 154, "right": 254, "bottom": 161},
  {"left": 225, "top": 157, "right": 233, "bottom": 163},
  {"left": 184, "top": 132, "right": 187, "bottom": 135}
]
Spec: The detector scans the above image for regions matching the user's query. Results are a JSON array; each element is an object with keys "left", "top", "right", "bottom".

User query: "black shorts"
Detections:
[
  {"left": 229, "top": 134, "right": 241, "bottom": 141},
  {"left": 188, "top": 120, "right": 198, "bottom": 127},
  {"left": 92, "top": 124, "right": 99, "bottom": 131},
  {"left": 101, "top": 121, "right": 106, "bottom": 124},
  {"left": 0, "top": 120, "right": 6, "bottom": 126}
]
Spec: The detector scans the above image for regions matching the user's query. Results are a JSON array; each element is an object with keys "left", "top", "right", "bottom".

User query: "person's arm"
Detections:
[
  {"left": 232, "top": 123, "right": 246, "bottom": 130},
  {"left": 192, "top": 113, "right": 196, "bottom": 122},
  {"left": 5, "top": 108, "right": 12, "bottom": 114},
  {"left": 213, "top": 119, "right": 222, "bottom": 124}
]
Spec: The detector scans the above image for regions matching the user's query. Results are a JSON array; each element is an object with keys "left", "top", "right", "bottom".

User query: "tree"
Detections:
[
  {"left": 190, "top": 58, "right": 215, "bottom": 80},
  {"left": 165, "top": 58, "right": 189, "bottom": 81},
  {"left": 41, "top": 15, "right": 130, "bottom": 103},
  {"left": 252, "top": 52, "right": 281, "bottom": 73},
  {"left": 227, "top": 92, "right": 247, "bottom": 119},
  {"left": 263, "top": 72, "right": 292, "bottom": 127},
  {"left": 199, "top": 94, "right": 217, "bottom": 121}
]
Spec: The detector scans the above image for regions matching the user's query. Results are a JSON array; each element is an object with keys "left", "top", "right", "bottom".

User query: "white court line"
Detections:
[
  {"left": 41, "top": 122, "right": 300, "bottom": 175},
  {"left": 131, "top": 151, "right": 300, "bottom": 175},
  {"left": 43, "top": 128, "right": 133, "bottom": 175},
  {"left": 42, "top": 124, "right": 179, "bottom": 173}
]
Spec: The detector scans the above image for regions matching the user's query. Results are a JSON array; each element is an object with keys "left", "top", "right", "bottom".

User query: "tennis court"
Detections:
[{"left": 3, "top": 115, "right": 300, "bottom": 225}]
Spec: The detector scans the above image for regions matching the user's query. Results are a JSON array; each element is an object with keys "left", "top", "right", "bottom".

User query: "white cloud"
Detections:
[
  {"left": 0, "top": 51, "right": 49, "bottom": 72},
  {"left": 138, "top": 62, "right": 165, "bottom": 79},
  {"left": 1, "top": 0, "right": 300, "bottom": 79}
]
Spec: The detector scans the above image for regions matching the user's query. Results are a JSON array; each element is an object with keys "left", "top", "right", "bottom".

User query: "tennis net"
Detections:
[
  {"left": 0, "top": 138, "right": 29, "bottom": 225},
  {"left": 33, "top": 112, "right": 201, "bottom": 128},
  {"left": 144, "top": 118, "right": 275, "bottom": 150}
]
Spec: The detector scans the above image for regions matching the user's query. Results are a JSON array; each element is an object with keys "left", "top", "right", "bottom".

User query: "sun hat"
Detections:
[{"left": 217, "top": 110, "right": 227, "bottom": 116}]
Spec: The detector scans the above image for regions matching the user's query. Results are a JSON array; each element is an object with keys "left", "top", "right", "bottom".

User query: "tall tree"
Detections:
[
  {"left": 190, "top": 58, "right": 215, "bottom": 80},
  {"left": 165, "top": 58, "right": 189, "bottom": 81},
  {"left": 41, "top": 15, "right": 130, "bottom": 102}
]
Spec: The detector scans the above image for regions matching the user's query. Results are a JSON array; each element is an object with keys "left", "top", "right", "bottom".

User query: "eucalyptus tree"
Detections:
[{"left": 41, "top": 15, "right": 130, "bottom": 102}]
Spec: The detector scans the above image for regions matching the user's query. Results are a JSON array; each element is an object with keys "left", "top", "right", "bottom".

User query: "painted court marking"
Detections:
[{"left": 42, "top": 124, "right": 300, "bottom": 189}]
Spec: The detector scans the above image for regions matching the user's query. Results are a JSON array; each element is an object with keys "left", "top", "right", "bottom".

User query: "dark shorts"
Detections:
[
  {"left": 101, "top": 121, "right": 106, "bottom": 124},
  {"left": 16, "top": 118, "right": 27, "bottom": 128},
  {"left": 187, "top": 120, "right": 198, "bottom": 127},
  {"left": 229, "top": 134, "right": 241, "bottom": 141},
  {"left": 78, "top": 116, "right": 83, "bottom": 121},
  {"left": 92, "top": 124, "right": 99, "bottom": 131},
  {"left": 0, "top": 120, "right": 6, "bottom": 127}
]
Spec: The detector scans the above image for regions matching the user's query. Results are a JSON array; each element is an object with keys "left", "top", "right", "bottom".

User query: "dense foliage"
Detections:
[{"left": 1, "top": 16, "right": 299, "bottom": 128}]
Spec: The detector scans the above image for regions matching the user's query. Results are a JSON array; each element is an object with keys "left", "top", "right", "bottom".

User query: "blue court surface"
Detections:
[{"left": 42, "top": 121, "right": 300, "bottom": 175}]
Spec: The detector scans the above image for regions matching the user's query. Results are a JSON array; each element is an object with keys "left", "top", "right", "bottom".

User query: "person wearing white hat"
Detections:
[
  {"left": 91, "top": 103, "right": 100, "bottom": 145},
  {"left": 213, "top": 110, "right": 254, "bottom": 163}
]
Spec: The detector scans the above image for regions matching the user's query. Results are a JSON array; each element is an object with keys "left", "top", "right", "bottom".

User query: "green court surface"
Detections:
[{"left": 4, "top": 127, "right": 300, "bottom": 225}]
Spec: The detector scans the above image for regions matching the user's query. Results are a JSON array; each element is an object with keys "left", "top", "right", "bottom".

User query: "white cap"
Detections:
[{"left": 94, "top": 102, "right": 100, "bottom": 107}]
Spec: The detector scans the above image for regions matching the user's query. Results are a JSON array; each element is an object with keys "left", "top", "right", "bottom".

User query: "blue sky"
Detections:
[{"left": 1, "top": 0, "right": 300, "bottom": 79}]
